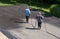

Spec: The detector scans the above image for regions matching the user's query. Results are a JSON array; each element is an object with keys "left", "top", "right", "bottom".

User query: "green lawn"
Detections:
[
  {"left": 0, "top": 2, "right": 15, "bottom": 6},
  {"left": 29, "top": 4, "right": 56, "bottom": 13},
  {"left": 30, "top": 6, "right": 50, "bottom": 12}
]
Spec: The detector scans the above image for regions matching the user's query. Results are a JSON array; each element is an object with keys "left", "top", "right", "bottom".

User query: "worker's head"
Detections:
[{"left": 38, "top": 12, "right": 42, "bottom": 15}]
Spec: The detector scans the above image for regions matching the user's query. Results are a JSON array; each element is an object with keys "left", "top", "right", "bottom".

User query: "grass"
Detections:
[
  {"left": 29, "top": 5, "right": 50, "bottom": 13},
  {"left": 0, "top": 3, "right": 14, "bottom": 6},
  {"left": 29, "top": 4, "right": 56, "bottom": 13}
]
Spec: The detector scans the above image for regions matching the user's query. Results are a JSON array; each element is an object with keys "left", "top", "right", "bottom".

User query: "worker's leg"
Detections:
[
  {"left": 38, "top": 22, "right": 42, "bottom": 29},
  {"left": 26, "top": 16, "right": 29, "bottom": 23}
]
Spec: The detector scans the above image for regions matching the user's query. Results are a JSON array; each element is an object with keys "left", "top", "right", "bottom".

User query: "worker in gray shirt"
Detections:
[{"left": 36, "top": 12, "right": 44, "bottom": 29}]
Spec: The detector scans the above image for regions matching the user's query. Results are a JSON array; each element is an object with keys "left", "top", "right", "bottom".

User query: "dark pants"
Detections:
[
  {"left": 38, "top": 22, "right": 42, "bottom": 28},
  {"left": 26, "top": 16, "right": 29, "bottom": 22}
]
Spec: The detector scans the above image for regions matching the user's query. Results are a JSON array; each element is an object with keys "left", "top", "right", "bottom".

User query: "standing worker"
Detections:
[
  {"left": 24, "top": 7, "right": 31, "bottom": 23},
  {"left": 36, "top": 12, "right": 44, "bottom": 29}
]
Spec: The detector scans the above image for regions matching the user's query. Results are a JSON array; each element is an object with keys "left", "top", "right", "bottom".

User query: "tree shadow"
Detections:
[
  {"left": 41, "top": 30, "right": 60, "bottom": 39},
  {"left": 14, "top": 18, "right": 26, "bottom": 23},
  {"left": 0, "top": 5, "right": 27, "bottom": 29},
  {"left": 26, "top": 27, "right": 39, "bottom": 30},
  {"left": 0, "top": 15, "right": 25, "bottom": 30},
  {"left": 45, "top": 17, "right": 60, "bottom": 28},
  {"left": 15, "top": 21, "right": 26, "bottom": 23},
  {"left": 0, "top": 5, "right": 28, "bottom": 39},
  {"left": 46, "top": 31, "right": 60, "bottom": 39},
  {"left": 0, "top": 29, "right": 21, "bottom": 39},
  {"left": 44, "top": 13, "right": 52, "bottom": 17},
  {"left": 1, "top": 31, "right": 17, "bottom": 39}
]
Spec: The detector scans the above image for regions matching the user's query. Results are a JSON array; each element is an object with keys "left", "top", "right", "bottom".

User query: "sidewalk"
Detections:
[
  {"left": 0, "top": 5, "right": 60, "bottom": 39},
  {"left": 0, "top": 32, "right": 8, "bottom": 39},
  {"left": 1, "top": 17, "right": 60, "bottom": 39}
]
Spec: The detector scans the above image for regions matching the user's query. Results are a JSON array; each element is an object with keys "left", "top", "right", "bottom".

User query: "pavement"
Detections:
[
  {"left": 0, "top": 17, "right": 60, "bottom": 39},
  {"left": 0, "top": 5, "right": 60, "bottom": 39},
  {"left": 0, "top": 32, "right": 8, "bottom": 39}
]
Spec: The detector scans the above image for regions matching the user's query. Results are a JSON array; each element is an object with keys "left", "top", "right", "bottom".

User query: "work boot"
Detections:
[{"left": 26, "top": 19, "right": 28, "bottom": 23}]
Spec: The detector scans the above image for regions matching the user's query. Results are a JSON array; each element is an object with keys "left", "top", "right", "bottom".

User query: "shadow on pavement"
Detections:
[
  {"left": 14, "top": 18, "right": 26, "bottom": 23},
  {"left": 26, "top": 28, "right": 40, "bottom": 30},
  {"left": 0, "top": 6, "right": 26, "bottom": 30},
  {"left": 45, "top": 17, "right": 60, "bottom": 28},
  {"left": 47, "top": 32, "right": 60, "bottom": 39},
  {"left": 42, "top": 30, "right": 60, "bottom": 39},
  {"left": 0, "top": 15, "right": 25, "bottom": 30},
  {"left": 1, "top": 29, "right": 18, "bottom": 39},
  {"left": 15, "top": 21, "right": 27, "bottom": 23},
  {"left": 44, "top": 13, "right": 52, "bottom": 17}
]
